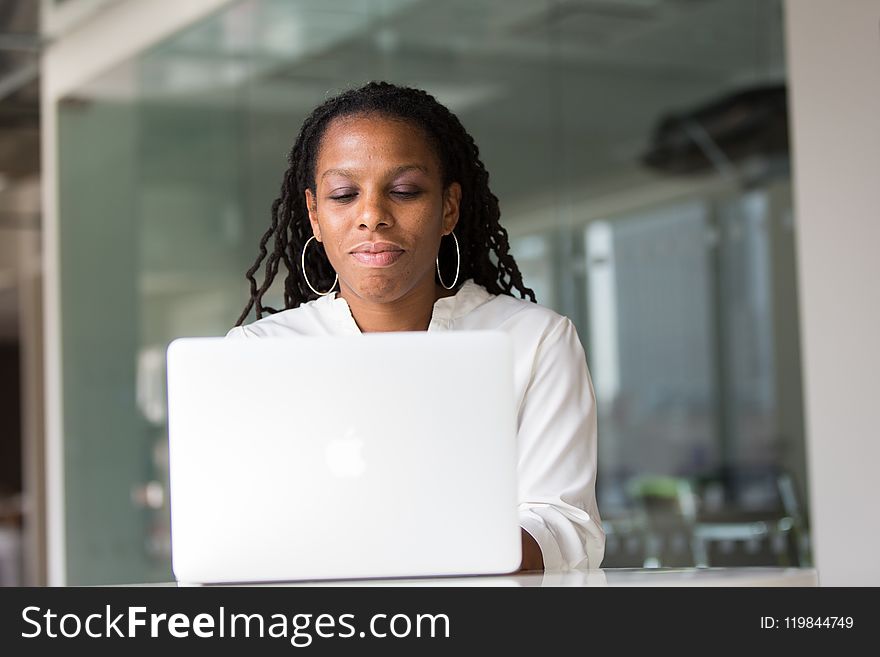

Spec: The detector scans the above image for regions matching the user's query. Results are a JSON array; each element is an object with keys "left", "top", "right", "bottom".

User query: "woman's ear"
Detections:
[
  {"left": 304, "top": 188, "right": 321, "bottom": 241},
  {"left": 442, "top": 182, "right": 462, "bottom": 235}
]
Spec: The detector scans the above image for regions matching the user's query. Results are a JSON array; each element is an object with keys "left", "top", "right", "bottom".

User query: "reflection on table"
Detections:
[{"left": 167, "top": 567, "right": 817, "bottom": 587}]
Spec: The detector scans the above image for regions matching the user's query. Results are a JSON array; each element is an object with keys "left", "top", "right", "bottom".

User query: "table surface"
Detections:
[{"left": 152, "top": 567, "right": 817, "bottom": 587}]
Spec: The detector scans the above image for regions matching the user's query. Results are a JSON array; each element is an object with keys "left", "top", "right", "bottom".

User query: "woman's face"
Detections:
[{"left": 304, "top": 114, "right": 461, "bottom": 304}]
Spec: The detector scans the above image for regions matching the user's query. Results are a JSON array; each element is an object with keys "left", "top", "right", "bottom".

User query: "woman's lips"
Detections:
[{"left": 350, "top": 250, "right": 404, "bottom": 267}]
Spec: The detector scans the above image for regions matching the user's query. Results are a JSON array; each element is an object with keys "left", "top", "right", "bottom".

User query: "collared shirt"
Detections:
[{"left": 227, "top": 279, "right": 605, "bottom": 569}]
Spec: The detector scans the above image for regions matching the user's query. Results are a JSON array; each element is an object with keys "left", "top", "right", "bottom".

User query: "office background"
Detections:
[{"left": 0, "top": 0, "right": 877, "bottom": 586}]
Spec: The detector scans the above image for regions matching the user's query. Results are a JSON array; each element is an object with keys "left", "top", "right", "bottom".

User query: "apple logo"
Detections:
[{"left": 324, "top": 428, "right": 366, "bottom": 477}]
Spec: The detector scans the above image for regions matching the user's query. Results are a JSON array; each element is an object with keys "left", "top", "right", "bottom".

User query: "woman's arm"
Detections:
[{"left": 516, "top": 316, "right": 605, "bottom": 570}]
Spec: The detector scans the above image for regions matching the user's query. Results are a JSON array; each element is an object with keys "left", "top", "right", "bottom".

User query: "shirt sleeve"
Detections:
[{"left": 517, "top": 317, "right": 605, "bottom": 570}]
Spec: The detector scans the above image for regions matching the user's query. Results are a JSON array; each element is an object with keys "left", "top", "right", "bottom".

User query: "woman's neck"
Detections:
[{"left": 341, "top": 281, "right": 457, "bottom": 333}]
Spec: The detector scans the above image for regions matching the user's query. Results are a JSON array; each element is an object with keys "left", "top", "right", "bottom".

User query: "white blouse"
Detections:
[{"left": 227, "top": 279, "right": 605, "bottom": 570}]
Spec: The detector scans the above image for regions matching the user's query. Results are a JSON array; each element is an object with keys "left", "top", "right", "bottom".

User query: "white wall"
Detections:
[{"left": 785, "top": 0, "right": 880, "bottom": 586}]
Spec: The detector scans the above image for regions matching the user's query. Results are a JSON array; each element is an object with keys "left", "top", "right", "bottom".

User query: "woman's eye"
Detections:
[
  {"left": 391, "top": 189, "right": 421, "bottom": 198},
  {"left": 329, "top": 192, "right": 356, "bottom": 202}
]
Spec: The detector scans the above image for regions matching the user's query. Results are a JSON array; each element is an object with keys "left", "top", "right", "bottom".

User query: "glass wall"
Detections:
[{"left": 57, "top": 0, "right": 804, "bottom": 582}]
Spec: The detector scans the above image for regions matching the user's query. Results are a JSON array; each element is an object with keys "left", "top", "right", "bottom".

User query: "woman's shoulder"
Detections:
[
  {"left": 225, "top": 295, "right": 341, "bottom": 338},
  {"left": 466, "top": 288, "right": 589, "bottom": 377},
  {"left": 469, "top": 286, "right": 571, "bottom": 335}
]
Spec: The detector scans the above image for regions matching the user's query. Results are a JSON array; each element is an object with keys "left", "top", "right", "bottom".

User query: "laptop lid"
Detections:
[{"left": 166, "top": 331, "right": 521, "bottom": 583}]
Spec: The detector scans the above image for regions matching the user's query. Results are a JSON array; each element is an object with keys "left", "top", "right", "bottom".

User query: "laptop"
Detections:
[{"left": 165, "top": 331, "right": 521, "bottom": 584}]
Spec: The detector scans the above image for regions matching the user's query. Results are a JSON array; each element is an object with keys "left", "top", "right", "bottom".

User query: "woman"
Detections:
[{"left": 229, "top": 81, "right": 604, "bottom": 571}]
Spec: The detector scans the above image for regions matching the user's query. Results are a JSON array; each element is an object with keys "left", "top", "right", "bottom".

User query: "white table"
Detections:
[{"left": 162, "top": 567, "right": 817, "bottom": 587}]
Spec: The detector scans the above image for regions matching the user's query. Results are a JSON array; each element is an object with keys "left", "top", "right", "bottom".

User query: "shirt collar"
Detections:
[{"left": 315, "top": 279, "right": 493, "bottom": 333}]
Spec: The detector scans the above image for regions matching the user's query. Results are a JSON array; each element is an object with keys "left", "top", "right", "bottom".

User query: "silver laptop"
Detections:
[{"left": 165, "top": 331, "right": 521, "bottom": 584}]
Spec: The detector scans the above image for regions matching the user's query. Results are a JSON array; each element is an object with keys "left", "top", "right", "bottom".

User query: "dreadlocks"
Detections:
[{"left": 235, "top": 81, "right": 536, "bottom": 326}]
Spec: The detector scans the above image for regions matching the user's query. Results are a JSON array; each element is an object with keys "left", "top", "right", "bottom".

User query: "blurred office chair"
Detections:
[
  {"left": 625, "top": 475, "right": 707, "bottom": 568},
  {"left": 599, "top": 510, "right": 651, "bottom": 569},
  {"left": 693, "top": 467, "right": 809, "bottom": 567}
]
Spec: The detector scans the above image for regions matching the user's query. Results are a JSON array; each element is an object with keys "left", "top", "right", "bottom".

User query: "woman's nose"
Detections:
[{"left": 358, "top": 192, "right": 394, "bottom": 231}]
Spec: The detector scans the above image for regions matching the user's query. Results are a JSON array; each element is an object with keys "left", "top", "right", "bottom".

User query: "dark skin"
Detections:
[{"left": 305, "top": 114, "right": 544, "bottom": 572}]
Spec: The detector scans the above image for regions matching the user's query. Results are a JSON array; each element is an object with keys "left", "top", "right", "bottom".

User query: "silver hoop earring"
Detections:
[
  {"left": 301, "top": 235, "right": 338, "bottom": 296},
  {"left": 436, "top": 231, "right": 460, "bottom": 290}
]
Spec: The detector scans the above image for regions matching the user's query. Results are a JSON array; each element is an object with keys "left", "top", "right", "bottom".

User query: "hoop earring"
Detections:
[
  {"left": 436, "top": 231, "right": 460, "bottom": 290},
  {"left": 301, "top": 235, "right": 338, "bottom": 296}
]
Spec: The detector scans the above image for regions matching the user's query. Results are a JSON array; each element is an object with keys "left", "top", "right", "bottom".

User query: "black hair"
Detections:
[{"left": 235, "top": 80, "right": 535, "bottom": 326}]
